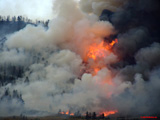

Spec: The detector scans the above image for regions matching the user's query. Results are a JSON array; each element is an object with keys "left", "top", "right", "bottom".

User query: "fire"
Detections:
[
  {"left": 87, "top": 41, "right": 106, "bottom": 61},
  {"left": 101, "top": 110, "right": 118, "bottom": 117},
  {"left": 109, "top": 38, "right": 118, "bottom": 46},
  {"left": 59, "top": 110, "right": 118, "bottom": 117},
  {"left": 59, "top": 111, "right": 65, "bottom": 115},
  {"left": 70, "top": 113, "right": 74, "bottom": 116},
  {"left": 66, "top": 111, "right": 69, "bottom": 115},
  {"left": 93, "top": 68, "right": 101, "bottom": 75},
  {"left": 86, "top": 39, "right": 118, "bottom": 61},
  {"left": 59, "top": 110, "right": 74, "bottom": 116},
  {"left": 81, "top": 39, "right": 118, "bottom": 116},
  {"left": 84, "top": 39, "right": 118, "bottom": 75}
]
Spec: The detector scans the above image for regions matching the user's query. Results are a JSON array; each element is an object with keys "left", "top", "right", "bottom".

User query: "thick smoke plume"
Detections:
[{"left": 0, "top": 0, "right": 160, "bottom": 116}]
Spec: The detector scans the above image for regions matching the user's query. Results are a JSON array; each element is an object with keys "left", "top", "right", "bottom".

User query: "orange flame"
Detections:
[
  {"left": 101, "top": 110, "right": 118, "bottom": 117},
  {"left": 60, "top": 111, "right": 65, "bottom": 114},
  {"left": 86, "top": 39, "right": 118, "bottom": 61},
  {"left": 59, "top": 110, "right": 74, "bottom": 116},
  {"left": 66, "top": 111, "right": 69, "bottom": 115},
  {"left": 109, "top": 38, "right": 118, "bottom": 46},
  {"left": 70, "top": 113, "right": 74, "bottom": 116},
  {"left": 87, "top": 41, "right": 106, "bottom": 61},
  {"left": 84, "top": 39, "right": 118, "bottom": 75}
]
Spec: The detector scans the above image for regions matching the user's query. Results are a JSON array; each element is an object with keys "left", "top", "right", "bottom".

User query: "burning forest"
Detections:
[{"left": 0, "top": 0, "right": 160, "bottom": 119}]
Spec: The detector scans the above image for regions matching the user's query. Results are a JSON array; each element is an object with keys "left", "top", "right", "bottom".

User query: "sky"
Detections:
[{"left": 0, "top": 0, "right": 54, "bottom": 20}]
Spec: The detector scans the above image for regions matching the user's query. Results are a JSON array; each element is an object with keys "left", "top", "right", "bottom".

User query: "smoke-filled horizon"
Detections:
[
  {"left": 0, "top": 0, "right": 82, "bottom": 21},
  {"left": 0, "top": 0, "right": 53, "bottom": 20},
  {"left": 0, "top": 0, "right": 160, "bottom": 117}
]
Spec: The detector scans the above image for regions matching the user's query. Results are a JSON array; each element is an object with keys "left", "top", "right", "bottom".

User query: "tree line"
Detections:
[{"left": 0, "top": 15, "right": 49, "bottom": 26}]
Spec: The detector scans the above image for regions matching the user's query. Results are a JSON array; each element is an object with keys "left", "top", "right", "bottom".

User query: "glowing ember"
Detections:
[{"left": 101, "top": 110, "right": 118, "bottom": 117}]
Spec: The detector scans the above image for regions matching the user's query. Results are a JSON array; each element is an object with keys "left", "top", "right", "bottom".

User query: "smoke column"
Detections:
[{"left": 0, "top": 0, "right": 160, "bottom": 116}]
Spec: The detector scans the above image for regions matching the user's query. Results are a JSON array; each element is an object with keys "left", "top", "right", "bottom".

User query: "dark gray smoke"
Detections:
[{"left": 100, "top": 0, "right": 160, "bottom": 115}]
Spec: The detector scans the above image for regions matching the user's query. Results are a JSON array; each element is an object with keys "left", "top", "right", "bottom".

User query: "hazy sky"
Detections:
[{"left": 0, "top": 0, "right": 54, "bottom": 20}]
